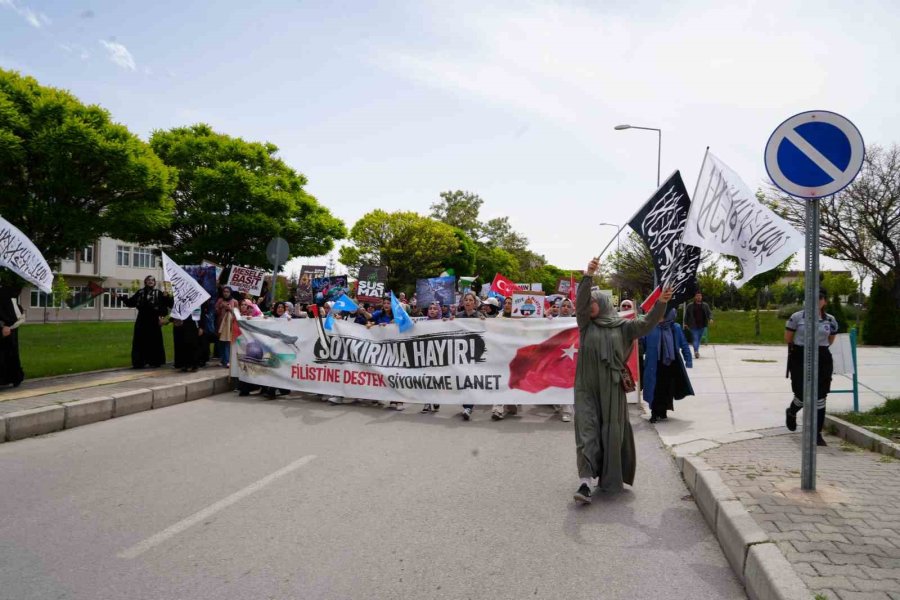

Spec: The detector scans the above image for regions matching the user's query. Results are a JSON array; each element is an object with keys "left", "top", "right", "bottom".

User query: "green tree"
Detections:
[
  {"left": 429, "top": 190, "right": 483, "bottom": 239},
  {"left": 822, "top": 272, "right": 858, "bottom": 299},
  {"left": 475, "top": 245, "right": 519, "bottom": 282},
  {"left": 609, "top": 232, "right": 655, "bottom": 301},
  {"left": 727, "top": 255, "right": 793, "bottom": 336},
  {"left": 696, "top": 262, "right": 727, "bottom": 308},
  {"left": 864, "top": 273, "right": 900, "bottom": 345},
  {"left": 442, "top": 228, "right": 477, "bottom": 276},
  {"left": 0, "top": 69, "right": 176, "bottom": 271},
  {"left": 150, "top": 124, "right": 345, "bottom": 268},
  {"left": 339, "top": 210, "right": 460, "bottom": 291}
]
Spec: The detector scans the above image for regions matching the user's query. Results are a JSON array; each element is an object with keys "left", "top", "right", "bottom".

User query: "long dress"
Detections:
[
  {"left": 574, "top": 276, "right": 665, "bottom": 492},
  {"left": 123, "top": 287, "right": 169, "bottom": 368},
  {"left": 0, "top": 287, "right": 25, "bottom": 387}
]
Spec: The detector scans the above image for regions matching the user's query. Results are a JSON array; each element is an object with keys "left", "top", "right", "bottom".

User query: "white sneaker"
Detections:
[
  {"left": 561, "top": 413, "right": 571, "bottom": 422},
  {"left": 327, "top": 396, "right": 344, "bottom": 404},
  {"left": 462, "top": 407, "right": 472, "bottom": 421},
  {"left": 390, "top": 402, "right": 405, "bottom": 411}
]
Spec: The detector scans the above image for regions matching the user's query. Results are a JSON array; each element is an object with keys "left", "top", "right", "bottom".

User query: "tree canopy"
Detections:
[
  {"left": 150, "top": 124, "right": 345, "bottom": 269},
  {"left": 0, "top": 68, "right": 176, "bottom": 272},
  {"left": 338, "top": 210, "right": 461, "bottom": 292}
]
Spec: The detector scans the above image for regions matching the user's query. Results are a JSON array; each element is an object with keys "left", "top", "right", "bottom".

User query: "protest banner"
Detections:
[
  {"left": 162, "top": 252, "right": 211, "bottom": 320},
  {"left": 416, "top": 276, "right": 456, "bottom": 307},
  {"left": 313, "top": 275, "right": 350, "bottom": 304},
  {"left": 357, "top": 266, "right": 388, "bottom": 303},
  {"left": 230, "top": 317, "right": 581, "bottom": 405},
  {"left": 296, "top": 265, "right": 326, "bottom": 304},
  {"left": 227, "top": 266, "right": 266, "bottom": 295},
  {"left": 511, "top": 292, "right": 545, "bottom": 318},
  {"left": 0, "top": 215, "right": 53, "bottom": 293}
]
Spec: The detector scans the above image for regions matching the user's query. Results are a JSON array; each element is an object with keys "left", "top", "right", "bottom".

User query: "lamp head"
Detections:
[{"left": 614, "top": 124, "right": 631, "bottom": 130}]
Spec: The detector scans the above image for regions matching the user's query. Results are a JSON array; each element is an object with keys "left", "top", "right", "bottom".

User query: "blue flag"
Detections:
[
  {"left": 332, "top": 293, "right": 358, "bottom": 313},
  {"left": 391, "top": 291, "right": 413, "bottom": 333}
]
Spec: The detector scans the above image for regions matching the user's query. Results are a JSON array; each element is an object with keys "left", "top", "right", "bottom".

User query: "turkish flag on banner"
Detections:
[
  {"left": 508, "top": 328, "right": 579, "bottom": 393},
  {"left": 491, "top": 273, "right": 517, "bottom": 299}
]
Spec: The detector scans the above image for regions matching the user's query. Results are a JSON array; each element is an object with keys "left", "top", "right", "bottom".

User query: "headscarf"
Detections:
[
  {"left": 657, "top": 308, "right": 677, "bottom": 366},
  {"left": 584, "top": 289, "right": 629, "bottom": 371}
]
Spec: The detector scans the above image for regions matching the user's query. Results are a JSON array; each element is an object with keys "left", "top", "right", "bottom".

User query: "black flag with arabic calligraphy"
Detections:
[{"left": 627, "top": 171, "right": 701, "bottom": 307}]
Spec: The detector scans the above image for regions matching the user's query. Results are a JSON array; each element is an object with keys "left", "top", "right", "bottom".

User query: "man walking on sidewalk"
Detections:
[{"left": 684, "top": 291, "right": 712, "bottom": 359}]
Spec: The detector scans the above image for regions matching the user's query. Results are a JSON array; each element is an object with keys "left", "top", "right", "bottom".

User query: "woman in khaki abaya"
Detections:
[{"left": 573, "top": 257, "right": 672, "bottom": 504}]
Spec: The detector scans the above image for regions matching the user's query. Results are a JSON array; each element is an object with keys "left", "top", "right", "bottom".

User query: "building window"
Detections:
[
  {"left": 103, "top": 288, "right": 131, "bottom": 309},
  {"left": 116, "top": 245, "right": 131, "bottom": 267},
  {"left": 133, "top": 247, "right": 157, "bottom": 269},
  {"left": 66, "top": 286, "right": 97, "bottom": 309},
  {"left": 30, "top": 290, "right": 58, "bottom": 308},
  {"left": 65, "top": 249, "right": 76, "bottom": 261},
  {"left": 81, "top": 246, "right": 94, "bottom": 263}
]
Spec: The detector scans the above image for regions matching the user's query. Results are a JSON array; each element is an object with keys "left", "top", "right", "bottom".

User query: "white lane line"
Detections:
[
  {"left": 783, "top": 129, "right": 845, "bottom": 181},
  {"left": 118, "top": 455, "right": 316, "bottom": 560}
]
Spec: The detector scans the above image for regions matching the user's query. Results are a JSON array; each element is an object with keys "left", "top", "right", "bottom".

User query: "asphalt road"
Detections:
[{"left": 0, "top": 393, "right": 746, "bottom": 600}]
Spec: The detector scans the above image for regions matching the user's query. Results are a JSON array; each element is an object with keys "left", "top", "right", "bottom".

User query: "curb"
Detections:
[
  {"left": 0, "top": 374, "right": 233, "bottom": 444},
  {"left": 825, "top": 414, "right": 900, "bottom": 458},
  {"left": 677, "top": 448, "right": 813, "bottom": 600}
]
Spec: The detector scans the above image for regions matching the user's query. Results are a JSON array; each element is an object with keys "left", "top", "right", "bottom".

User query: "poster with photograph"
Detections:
[
  {"left": 511, "top": 292, "right": 546, "bottom": 318},
  {"left": 312, "top": 275, "right": 350, "bottom": 305},
  {"left": 416, "top": 276, "right": 456, "bottom": 307},
  {"left": 296, "top": 265, "right": 327, "bottom": 304}
]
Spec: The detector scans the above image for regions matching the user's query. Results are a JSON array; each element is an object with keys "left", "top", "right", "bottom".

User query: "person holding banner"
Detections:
[
  {"left": 784, "top": 289, "right": 838, "bottom": 447},
  {"left": 120, "top": 276, "right": 170, "bottom": 369},
  {"left": 0, "top": 286, "right": 25, "bottom": 387},
  {"left": 456, "top": 292, "right": 485, "bottom": 421},
  {"left": 573, "top": 257, "right": 671, "bottom": 505}
]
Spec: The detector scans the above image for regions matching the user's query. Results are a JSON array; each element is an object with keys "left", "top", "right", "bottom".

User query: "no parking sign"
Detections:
[
  {"left": 765, "top": 110, "right": 864, "bottom": 491},
  {"left": 765, "top": 110, "right": 864, "bottom": 199}
]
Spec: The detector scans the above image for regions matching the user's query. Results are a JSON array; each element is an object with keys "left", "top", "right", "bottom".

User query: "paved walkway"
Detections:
[
  {"left": 0, "top": 365, "right": 231, "bottom": 416},
  {"left": 653, "top": 344, "right": 900, "bottom": 449},
  {"left": 701, "top": 431, "right": 900, "bottom": 600}
]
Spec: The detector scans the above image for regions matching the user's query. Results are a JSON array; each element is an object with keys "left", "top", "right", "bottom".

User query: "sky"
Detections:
[{"left": 2, "top": 0, "right": 898, "bottom": 284}]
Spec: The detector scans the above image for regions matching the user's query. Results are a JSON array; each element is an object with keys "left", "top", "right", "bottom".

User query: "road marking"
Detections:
[{"left": 117, "top": 455, "right": 317, "bottom": 560}]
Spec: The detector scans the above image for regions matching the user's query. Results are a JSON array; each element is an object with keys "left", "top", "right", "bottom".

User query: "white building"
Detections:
[{"left": 20, "top": 237, "right": 166, "bottom": 322}]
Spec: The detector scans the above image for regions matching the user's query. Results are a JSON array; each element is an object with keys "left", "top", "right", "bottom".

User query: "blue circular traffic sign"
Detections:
[{"left": 765, "top": 110, "right": 864, "bottom": 199}]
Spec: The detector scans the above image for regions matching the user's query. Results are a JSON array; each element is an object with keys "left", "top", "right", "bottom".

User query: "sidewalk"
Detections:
[{"left": 649, "top": 342, "right": 900, "bottom": 600}]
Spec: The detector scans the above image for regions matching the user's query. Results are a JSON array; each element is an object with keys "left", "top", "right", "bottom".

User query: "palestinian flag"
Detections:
[{"left": 68, "top": 281, "right": 104, "bottom": 308}]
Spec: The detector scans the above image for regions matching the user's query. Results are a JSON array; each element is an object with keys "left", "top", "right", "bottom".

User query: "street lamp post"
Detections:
[
  {"left": 614, "top": 124, "right": 662, "bottom": 187},
  {"left": 599, "top": 222, "right": 620, "bottom": 303}
]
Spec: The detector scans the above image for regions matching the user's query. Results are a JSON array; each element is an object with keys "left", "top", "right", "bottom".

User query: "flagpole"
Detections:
[
  {"left": 691, "top": 146, "right": 711, "bottom": 209},
  {"left": 596, "top": 223, "right": 628, "bottom": 259}
]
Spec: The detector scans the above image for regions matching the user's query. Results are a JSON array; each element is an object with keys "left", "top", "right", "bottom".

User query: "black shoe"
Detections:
[
  {"left": 238, "top": 391, "right": 250, "bottom": 397},
  {"left": 659, "top": 414, "right": 668, "bottom": 420},
  {"left": 817, "top": 435, "right": 828, "bottom": 447},
  {"left": 649, "top": 415, "right": 658, "bottom": 423},
  {"left": 786, "top": 408, "right": 797, "bottom": 432},
  {"left": 574, "top": 483, "right": 592, "bottom": 505}
]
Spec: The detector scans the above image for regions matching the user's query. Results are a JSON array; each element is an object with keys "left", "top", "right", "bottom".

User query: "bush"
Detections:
[
  {"left": 830, "top": 294, "right": 848, "bottom": 333},
  {"left": 864, "top": 273, "right": 900, "bottom": 346},
  {"left": 777, "top": 304, "right": 802, "bottom": 319}
]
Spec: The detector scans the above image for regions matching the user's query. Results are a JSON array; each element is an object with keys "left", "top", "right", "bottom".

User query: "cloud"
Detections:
[
  {"left": 59, "top": 43, "right": 91, "bottom": 60},
  {"left": 99, "top": 39, "right": 136, "bottom": 71},
  {"left": 79, "top": 9, "right": 94, "bottom": 18},
  {"left": 0, "top": 0, "right": 50, "bottom": 28}
]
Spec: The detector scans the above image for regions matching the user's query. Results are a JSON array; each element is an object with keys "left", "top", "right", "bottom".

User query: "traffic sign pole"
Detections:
[
  {"left": 801, "top": 198, "right": 820, "bottom": 490},
  {"left": 764, "top": 110, "right": 864, "bottom": 493}
]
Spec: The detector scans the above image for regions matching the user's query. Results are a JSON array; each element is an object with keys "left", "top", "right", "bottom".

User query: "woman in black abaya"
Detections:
[
  {"left": 120, "top": 276, "right": 169, "bottom": 368},
  {"left": 0, "top": 286, "right": 25, "bottom": 387}
]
